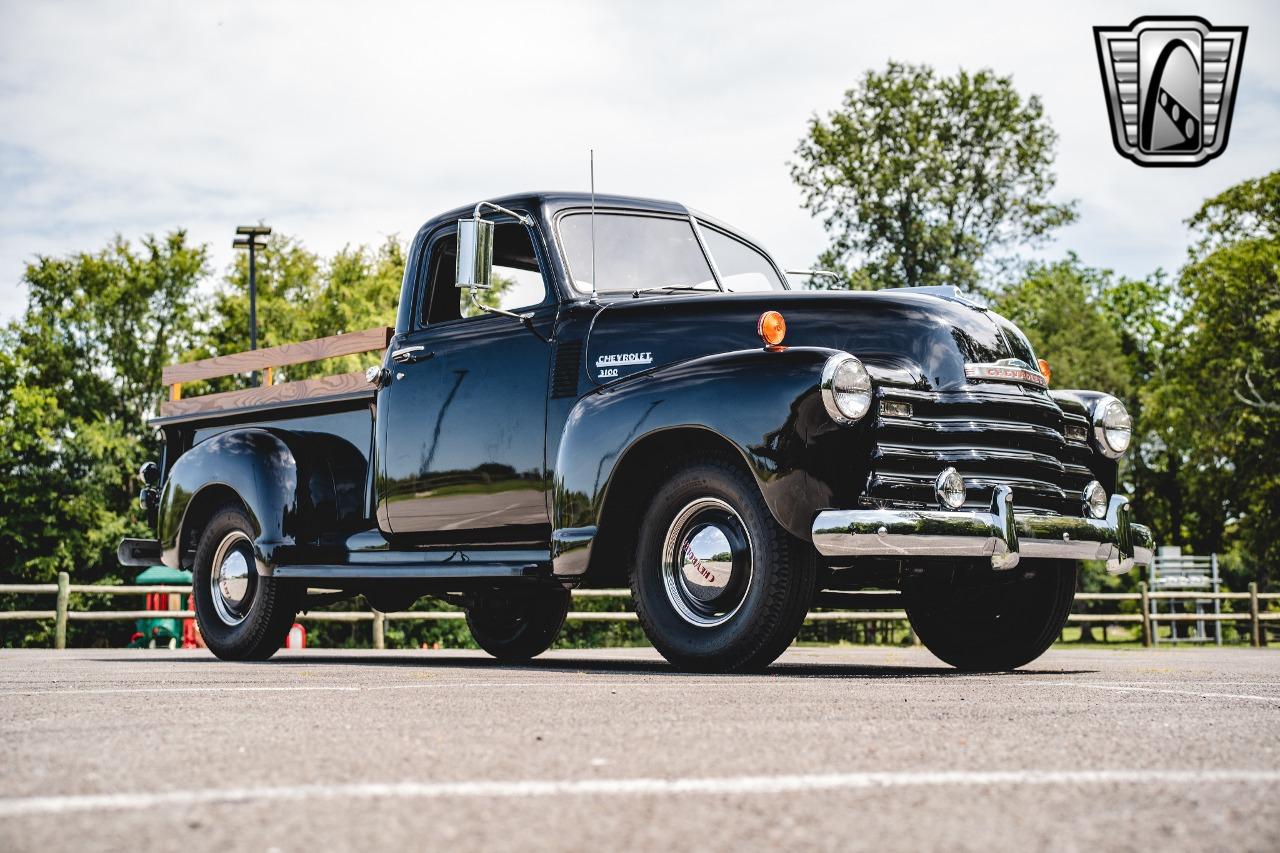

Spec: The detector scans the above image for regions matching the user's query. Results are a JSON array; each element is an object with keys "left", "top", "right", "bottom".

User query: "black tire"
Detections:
[
  {"left": 631, "top": 456, "right": 816, "bottom": 673},
  {"left": 903, "top": 559, "right": 1077, "bottom": 671},
  {"left": 191, "top": 503, "right": 299, "bottom": 661},
  {"left": 465, "top": 587, "right": 571, "bottom": 662}
]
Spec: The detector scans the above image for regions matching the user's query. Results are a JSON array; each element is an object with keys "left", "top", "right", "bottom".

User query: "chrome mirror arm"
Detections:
[
  {"left": 467, "top": 287, "right": 533, "bottom": 324},
  {"left": 473, "top": 201, "right": 533, "bottom": 227},
  {"left": 785, "top": 269, "right": 842, "bottom": 281}
]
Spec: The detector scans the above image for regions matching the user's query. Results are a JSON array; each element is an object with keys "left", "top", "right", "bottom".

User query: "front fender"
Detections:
[{"left": 553, "top": 346, "right": 868, "bottom": 574}]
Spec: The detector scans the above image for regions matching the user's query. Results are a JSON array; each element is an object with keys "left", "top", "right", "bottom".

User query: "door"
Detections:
[{"left": 376, "top": 218, "right": 556, "bottom": 546}]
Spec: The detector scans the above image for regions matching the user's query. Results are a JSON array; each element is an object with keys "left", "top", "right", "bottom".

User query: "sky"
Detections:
[{"left": 0, "top": 0, "right": 1277, "bottom": 320}]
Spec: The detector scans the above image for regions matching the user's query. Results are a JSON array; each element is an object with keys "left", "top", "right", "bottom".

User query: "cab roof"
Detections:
[{"left": 415, "top": 191, "right": 760, "bottom": 248}]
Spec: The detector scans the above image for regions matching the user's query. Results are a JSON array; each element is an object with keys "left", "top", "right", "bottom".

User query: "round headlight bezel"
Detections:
[
  {"left": 820, "top": 353, "right": 873, "bottom": 425},
  {"left": 1092, "top": 395, "right": 1132, "bottom": 459}
]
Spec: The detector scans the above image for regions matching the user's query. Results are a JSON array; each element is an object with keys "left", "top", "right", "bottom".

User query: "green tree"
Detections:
[
  {"left": 191, "top": 233, "right": 323, "bottom": 389},
  {"left": 189, "top": 234, "right": 409, "bottom": 385},
  {"left": 994, "top": 258, "right": 1169, "bottom": 634},
  {"left": 0, "top": 232, "right": 207, "bottom": 594},
  {"left": 8, "top": 232, "right": 207, "bottom": 424},
  {"left": 995, "top": 256, "right": 1133, "bottom": 397},
  {"left": 1155, "top": 171, "right": 1280, "bottom": 590},
  {"left": 992, "top": 253, "right": 1229, "bottom": 566},
  {"left": 791, "top": 62, "right": 1076, "bottom": 294},
  {"left": 312, "top": 236, "right": 405, "bottom": 337}
]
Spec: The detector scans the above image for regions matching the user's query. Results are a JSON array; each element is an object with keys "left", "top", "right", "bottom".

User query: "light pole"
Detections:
[{"left": 233, "top": 225, "right": 271, "bottom": 386}]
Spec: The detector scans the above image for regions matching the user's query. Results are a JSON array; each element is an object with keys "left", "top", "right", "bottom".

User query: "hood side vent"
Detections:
[{"left": 551, "top": 339, "right": 584, "bottom": 398}]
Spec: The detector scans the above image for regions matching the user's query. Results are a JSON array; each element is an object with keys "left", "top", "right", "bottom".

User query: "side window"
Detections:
[
  {"left": 699, "top": 227, "right": 785, "bottom": 292},
  {"left": 419, "top": 221, "right": 549, "bottom": 327}
]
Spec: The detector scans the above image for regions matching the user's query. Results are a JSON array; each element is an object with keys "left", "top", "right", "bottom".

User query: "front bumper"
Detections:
[{"left": 810, "top": 486, "right": 1153, "bottom": 574}]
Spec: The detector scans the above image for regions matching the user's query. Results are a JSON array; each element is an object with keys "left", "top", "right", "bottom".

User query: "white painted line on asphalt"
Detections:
[
  {"left": 0, "top": 770, "right": 1276, "bottom": 817},
  {"left": 1076, "top": 681, "right": 1280, "bottom": 689},
  {"left": 1027, "top": 682, "right": 1280, "bottom": 704}
]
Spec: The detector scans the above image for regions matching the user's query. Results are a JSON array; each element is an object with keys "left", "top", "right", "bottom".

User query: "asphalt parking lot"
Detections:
[{"left": 0, "top": 645, "right": 1277, "bottom": 852}]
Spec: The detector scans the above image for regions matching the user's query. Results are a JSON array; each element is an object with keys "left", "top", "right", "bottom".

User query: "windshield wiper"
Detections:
[{"left": 630, "top": 284, "right": 720, "bottom": 298}]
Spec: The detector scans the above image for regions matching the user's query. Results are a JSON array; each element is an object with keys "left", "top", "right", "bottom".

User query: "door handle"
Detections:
[{"left": 391, "top": 345, "right": 432, "bottom": 364}]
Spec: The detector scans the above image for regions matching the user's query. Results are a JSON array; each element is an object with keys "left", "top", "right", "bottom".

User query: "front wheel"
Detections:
[
  {"left": 903, "top": 559, "right": 1078, "bottom": 671},
  {"left": 191, "top": 503, "right": 299, "bottom": 661},
  {"left": 465, "top": 588, "right": 571, "bottom": 662},
  {"left": 632, "top": 457, "right": 816, "bottom": 672}
]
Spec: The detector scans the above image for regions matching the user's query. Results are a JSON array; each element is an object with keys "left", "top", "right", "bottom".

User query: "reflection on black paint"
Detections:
[{"left": 423, "top": 369, "right": 468, "bottom": 476}]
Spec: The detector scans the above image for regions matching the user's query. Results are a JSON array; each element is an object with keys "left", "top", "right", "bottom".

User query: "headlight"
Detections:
[
  {"left": 821, "top": 353, "right": 872, "bottom": 425},
  {"left": 1092, "top": 396, "right": 1132, "bottom": 458}
]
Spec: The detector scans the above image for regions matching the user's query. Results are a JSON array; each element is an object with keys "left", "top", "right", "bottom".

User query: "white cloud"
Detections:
[{"left": 1, "top": 0, "right": 1276, "bottom": 319}]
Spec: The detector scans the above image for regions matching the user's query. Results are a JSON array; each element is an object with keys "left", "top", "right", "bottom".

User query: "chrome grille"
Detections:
[{"left": 867, "top": 388, "right": 1096, "bottom": 515}]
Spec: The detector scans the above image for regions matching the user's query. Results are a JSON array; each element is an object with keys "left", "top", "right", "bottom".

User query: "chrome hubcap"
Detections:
[
  {"left": 661, "top": 498, "right": 753, "bottom": 627},
  {"left": 210, "top": 531, "right": 255, "bottom": 626}
]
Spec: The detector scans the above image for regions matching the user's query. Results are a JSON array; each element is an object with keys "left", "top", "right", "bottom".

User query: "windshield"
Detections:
[
  {"left": 558, "top": 211, "right": 786, "bottom": 296},
  {"left": 559, "top": 212, "right": 715, "bottom": 295}
]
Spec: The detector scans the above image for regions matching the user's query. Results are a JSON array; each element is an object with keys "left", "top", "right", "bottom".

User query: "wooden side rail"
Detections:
[{"left": 159, "top": 326, "right": 392, "bottom": 419}]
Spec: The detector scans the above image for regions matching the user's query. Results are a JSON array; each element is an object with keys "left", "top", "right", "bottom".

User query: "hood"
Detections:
[{"left": 582, "top": 290, "right": 1039, "bottom": 392}]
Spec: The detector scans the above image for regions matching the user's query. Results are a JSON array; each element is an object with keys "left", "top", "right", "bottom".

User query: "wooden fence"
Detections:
[{"left": 2, "top": 574, "right": 1276, "bottom": 650}]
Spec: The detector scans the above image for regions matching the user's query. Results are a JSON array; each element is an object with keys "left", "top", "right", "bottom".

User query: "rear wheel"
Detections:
[
  {"left": 465, "top": 587, "right": 571, "bottom": 662},
  {"left": 632, "top": 457, "right": 815, "bottom": 672},
  {"left": 903, "top": 559, "right": 1077, "bottom": 671},
  {"left": 191, "top": 503, "right": 299, "bottom": 661}
]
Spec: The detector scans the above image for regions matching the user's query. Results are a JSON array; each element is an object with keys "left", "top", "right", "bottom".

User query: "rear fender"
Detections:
[{"left": 157, "top": 428, "right": 366, "bottom": 574}]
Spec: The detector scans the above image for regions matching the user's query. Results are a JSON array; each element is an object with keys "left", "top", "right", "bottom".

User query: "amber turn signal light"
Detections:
[
  {"left": 1037, "top": 358, "right": 1052, "bottom": 385},
  {"left": 758, "top": 311, "right": 786, "bottom": 346}
]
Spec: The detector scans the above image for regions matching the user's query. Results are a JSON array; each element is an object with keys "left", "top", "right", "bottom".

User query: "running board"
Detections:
[{"left": 271, "top": 563, "right": 548, "bottom": 581}]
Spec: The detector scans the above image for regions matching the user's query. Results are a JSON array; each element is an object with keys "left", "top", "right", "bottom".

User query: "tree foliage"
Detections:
[
  {"left": 995, "top": 256, "right": 1134, "bottom": 398},
  {"left": 994, "top": 173, "right": 1280, "bottom": 593},
  {"left": 177, "top": 234, "right": 407, "bottom": 396},
  {"left": 0, "top": 231, "right": 405, "bottom": 645},
  {"left": 1153, "top": 171, "right": 1280, "bottom": 589},
  {"left": 0, "top": 231, "right": 208, "bottom": 622},
  {"left": 791, "top": 62, "right": 1076, "bottom": 294}
]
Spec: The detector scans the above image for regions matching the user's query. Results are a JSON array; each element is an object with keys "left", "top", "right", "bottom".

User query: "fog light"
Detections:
[
  {"left": 935, "top": 467, "right": 967, "bottom": 509},
  {"left": 880, "top": 400, "right": 913, "bottom": 419},
  {"left": 1083, "top": 481, "right": 1108, "bottom": 519}
]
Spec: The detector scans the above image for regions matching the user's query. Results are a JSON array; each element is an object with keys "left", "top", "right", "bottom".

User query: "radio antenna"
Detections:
[{"left": 589, "top": 149, "right": 598, "bottom": 304}]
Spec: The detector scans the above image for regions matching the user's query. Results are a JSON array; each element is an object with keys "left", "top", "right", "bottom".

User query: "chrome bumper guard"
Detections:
[{"left": 810, "top": 486, "right": 1153, "bottom": 574}]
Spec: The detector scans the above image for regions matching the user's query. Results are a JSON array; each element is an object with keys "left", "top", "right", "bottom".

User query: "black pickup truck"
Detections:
[{"left": 120, "top": 191, "right": 1153, "bottom": 671}]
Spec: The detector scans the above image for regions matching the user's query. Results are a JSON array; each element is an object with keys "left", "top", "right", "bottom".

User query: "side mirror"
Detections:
[{"left": 455, "top": 218, "right": 494, "bottom": 289}]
